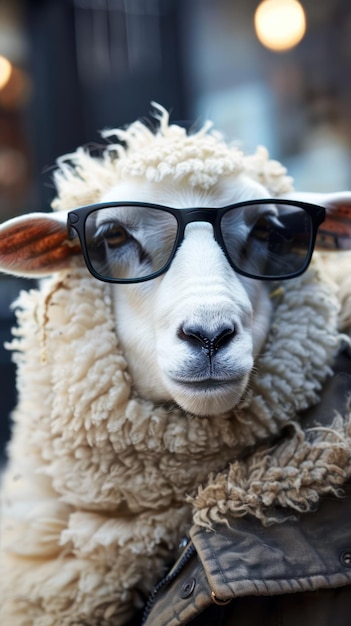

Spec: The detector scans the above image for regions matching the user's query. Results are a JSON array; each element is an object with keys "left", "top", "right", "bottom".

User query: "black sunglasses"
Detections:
[{"left": 67, "top": 199, "right": 325, "bottom": 284}]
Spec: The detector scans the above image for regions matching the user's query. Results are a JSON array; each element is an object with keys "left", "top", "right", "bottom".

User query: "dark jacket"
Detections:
[
  {"left": 142, "top": 362, "right": 351, "bottom": 626},
  {"left": 143, "top": 491, "right": 351, "bottom": 625}
]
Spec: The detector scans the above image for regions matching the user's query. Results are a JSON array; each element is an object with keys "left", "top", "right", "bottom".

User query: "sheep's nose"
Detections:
[{"left": 177, "top": 323, "right": 235, "bottom": 358}]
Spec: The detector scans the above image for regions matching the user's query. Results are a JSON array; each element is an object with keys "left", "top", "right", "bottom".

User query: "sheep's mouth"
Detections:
[
  {"left": 170, "top": 366, "right": 248, "bottom": 383},
  {"left": 168, "top": 374, "right": 247, "bottom": 394},
  {"left": 164, "top": 374, "right": 250, "bottom": 416},
  {"left": 174, "top": 378, "right": 235, "bottom": 391}
]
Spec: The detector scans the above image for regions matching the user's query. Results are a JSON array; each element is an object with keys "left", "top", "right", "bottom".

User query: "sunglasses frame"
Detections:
[{"left": 67, "top": 198, "right": 326, "bottom": 284}]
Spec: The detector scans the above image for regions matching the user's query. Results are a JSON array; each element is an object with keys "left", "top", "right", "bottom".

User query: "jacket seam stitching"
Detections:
[{"left": 205, "top": 536, "right": 234, "bottom": 593}]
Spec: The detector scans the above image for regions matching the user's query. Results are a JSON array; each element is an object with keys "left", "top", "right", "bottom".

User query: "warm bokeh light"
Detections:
[
  {"left": 0, "top": 54, "right": 12, "bottom": 90},
  {"left": 254, "top": 0, "right": 306, "bottom": 52}
]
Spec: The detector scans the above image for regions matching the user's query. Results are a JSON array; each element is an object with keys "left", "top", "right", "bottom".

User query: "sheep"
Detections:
[{"left": 0, "top": 103, "right": 351, "bottom": 626}]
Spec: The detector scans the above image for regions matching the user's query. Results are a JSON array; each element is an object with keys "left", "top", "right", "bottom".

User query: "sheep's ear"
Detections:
[
  {"left": 0, "top": 212, "right": 82, "bottom": 277},
  {"left": 281, "top": 191, "right": 351, "bottom": 250}
]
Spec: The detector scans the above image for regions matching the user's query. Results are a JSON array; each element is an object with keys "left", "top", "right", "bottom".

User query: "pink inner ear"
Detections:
[
  {"left": 0, "top": 218, "right": 81, "bottom": 274},
  {"left": 317, "top": 204, "right": 351, "bottom": 250}
]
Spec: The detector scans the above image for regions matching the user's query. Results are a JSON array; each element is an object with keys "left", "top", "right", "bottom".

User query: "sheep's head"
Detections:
[
  {"left": 92, "top": 178, "right": 273, "bottom": 416},
  {"left": 1, "top": 104, "right": 351, "bottom": 416}
]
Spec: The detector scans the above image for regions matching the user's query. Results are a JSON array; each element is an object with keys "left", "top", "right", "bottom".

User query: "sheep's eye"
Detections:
[
  {"left": 250, "top": 212, "right": 280, "bottom": 241},
  {"left": 96, "top": 223, "right": 129, "bottom": 248},
  {"left": 104, "top": 226, "right": 128, "bottom": 248}
]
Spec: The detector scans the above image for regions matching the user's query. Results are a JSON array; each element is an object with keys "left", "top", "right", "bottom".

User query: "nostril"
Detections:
[
  {"left": 177, "top": 325, "right": 208, "bottom": 349},
  {"left": 177, "top": 323, "right": 235, "bottom": 356},
  {"left": 213, "top": 325, "right": 236, "bottom": 351}
]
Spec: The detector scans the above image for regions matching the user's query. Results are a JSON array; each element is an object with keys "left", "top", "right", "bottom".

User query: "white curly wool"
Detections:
[
  {"left": 0, "top": 261, "right": 343, "bottom": 626},
  {"left": 51, "top": 103, "right": 293, "bottom": 213}
]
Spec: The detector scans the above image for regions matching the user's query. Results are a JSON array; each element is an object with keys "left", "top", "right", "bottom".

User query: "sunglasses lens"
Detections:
[
  {"left": 221, "top": 202, "right": 313, "bottom": 278},
  {"left": 84, "top": 205, "right": 178, "bottom": 281}
]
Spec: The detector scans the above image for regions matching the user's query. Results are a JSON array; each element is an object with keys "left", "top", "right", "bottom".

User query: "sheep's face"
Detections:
[{"left": 101, "top": 176, "right": 273, "bottom": 416}]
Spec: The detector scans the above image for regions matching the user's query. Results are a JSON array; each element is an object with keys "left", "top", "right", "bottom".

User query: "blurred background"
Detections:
[{"left": 0, "top": 0, "right": 351, "bottom": 462}]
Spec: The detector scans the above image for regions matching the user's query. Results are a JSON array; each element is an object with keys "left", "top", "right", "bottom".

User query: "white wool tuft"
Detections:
[{"left": 52, "top": 103, "right": 293, "bottom": 212}]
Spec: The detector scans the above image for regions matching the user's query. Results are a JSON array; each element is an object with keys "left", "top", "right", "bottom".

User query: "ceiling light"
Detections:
[{"left": 254, "top": 0, "right": 306, "bottom": 52}]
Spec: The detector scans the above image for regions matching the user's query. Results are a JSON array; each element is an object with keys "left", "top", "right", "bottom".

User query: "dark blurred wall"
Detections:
[{"left": 25, "top": 0, "right": 188, "bottom": 211}]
